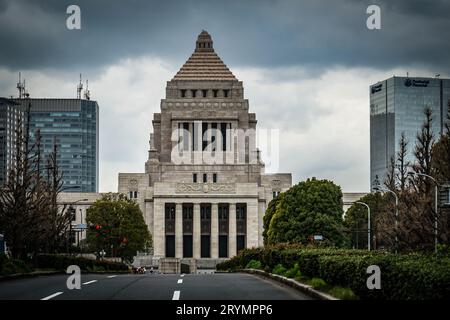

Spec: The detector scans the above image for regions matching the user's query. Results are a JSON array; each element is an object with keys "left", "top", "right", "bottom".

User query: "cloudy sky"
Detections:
[{"left": 1, "top": 0, "right": 449, "bottom": 192}]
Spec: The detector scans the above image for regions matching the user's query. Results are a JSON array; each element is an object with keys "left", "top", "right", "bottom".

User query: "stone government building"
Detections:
[
  {"left": 58, "top": 31, "right": 367, "bottom": 272},
  {"left": 117, "top": 31, "right": 292, "bottom": 268}
]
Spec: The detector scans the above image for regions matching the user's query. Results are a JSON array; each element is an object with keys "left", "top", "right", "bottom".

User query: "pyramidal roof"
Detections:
[{"left": 172, "top": 31, "right": 237, "bottom": 81}]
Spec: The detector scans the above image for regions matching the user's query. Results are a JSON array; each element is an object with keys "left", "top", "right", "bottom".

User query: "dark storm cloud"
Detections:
[{"left": 0, "top": 0, "right": 449, "bottom": 72}]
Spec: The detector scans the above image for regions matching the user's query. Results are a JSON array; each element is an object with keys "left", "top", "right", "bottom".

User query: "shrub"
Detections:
[
  {"left": 0, "top": 253, "right": 8, "bottom": 267},
  {"left": 284, "top": 263, "right": 301, "bottom": 279},
  {"left": 328, "top": 287, "right": 358, "bottom": 300},
  {"left": 0, "top": 254, "right": 32, "bottom": 275},
  {"left": 308, "top": 278, "right": 327, "bottom": 290},
  {"left": 215, "top": 247, "right": 450, "bottom": 299},
  {"left": 245, "top": 260, "right": 262, "bottom": 270},
  {"left": 272, "top": 264, "right": 287, "bottom": 276}
]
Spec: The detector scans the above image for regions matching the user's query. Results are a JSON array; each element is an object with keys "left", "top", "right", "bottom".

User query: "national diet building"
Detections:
[{"left": 118, "top": 31, "right": 292, "bottom": 268}]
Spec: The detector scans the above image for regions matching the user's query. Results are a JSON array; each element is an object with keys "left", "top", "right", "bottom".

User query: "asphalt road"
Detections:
[{"left": 0, "top": 272, "right": 312, "bottom": 300}]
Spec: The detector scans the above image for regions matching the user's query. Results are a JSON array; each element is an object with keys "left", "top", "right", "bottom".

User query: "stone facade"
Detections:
[{"left": 118, "top": 31, "right": 292, "bottom": 265}]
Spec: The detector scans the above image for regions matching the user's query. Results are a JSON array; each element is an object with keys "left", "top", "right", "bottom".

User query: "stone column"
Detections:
[
  {"left": 246, "top": 200, "right": 259, "bottom": 248},
  {"left": 193, "top": 203, "right": 201, "bottom": 259},
  {"left": 258, "top": 201, "right": 266, "bottom": 248},
  {"left": 211, "top": 203, "right": 219, "bottom": 259},
  {"left": 153, "top": 200, "right": 165, "bottom": 257},
  {"left": 228, "top": 203, "right": 237, "bottom": 258},
  {"left": 175, "top": 203, "right": 183, "bottom": 258}
]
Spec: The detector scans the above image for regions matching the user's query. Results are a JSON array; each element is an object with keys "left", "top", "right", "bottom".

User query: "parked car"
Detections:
[{"left": 133, "top": 266, "right": 146, "bottom": 274}]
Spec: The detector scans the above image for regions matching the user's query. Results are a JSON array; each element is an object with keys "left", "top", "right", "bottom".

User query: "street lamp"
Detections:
[
  {"left": 356, "top": 201, "right": 371, "bottom": 251},
  {"left": 72, "top": 199, "right": 89, "bottom": 252},
  {"left": 373, "top": 186, "right": 399, "bottom": 253},
  {"left": 408, "top": 171, "right": 439, "bottom": 253}
]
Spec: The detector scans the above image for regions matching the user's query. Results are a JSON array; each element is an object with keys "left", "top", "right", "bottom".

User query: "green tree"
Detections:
[
  {"left": 266, "top": 178, "right": 347, "bottom": 247},
  {"left": 344, "top": 193, "right": 387, "bottom": 249},
  {"left": 262, "top": 193, "right": 284, "bottom": 246},
  {"left": 86, "top": 193, "right": 152, "bottom": 262},
  {"left": 431, "top": 104, "right": 450, "bottom": 245}
]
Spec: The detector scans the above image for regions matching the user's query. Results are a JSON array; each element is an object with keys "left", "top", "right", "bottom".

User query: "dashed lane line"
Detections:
[
  {"left": 41, "top": 292, "right": 63, "bottom": 300},
  {"left": 83, "top": 280, "right": 98, "bottom": 285},
  {"left": 107, "top": 275, "right": 117, "bottom": 278},
  {"left": 172, "top": 290, "right": 181, "bottom": 300},
  {"left": 177, "top": 279, "right": 183, "bottom": 284}
]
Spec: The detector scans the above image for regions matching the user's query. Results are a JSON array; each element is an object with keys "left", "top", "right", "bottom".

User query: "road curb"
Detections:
[
  {"left": 238, "top": 269, "right": 338, "bottom": 300},
  {"left": 0, "top": 271, "right": 64, "bottom": 282},
  {"left": 0, "top": 270, "right": 131, "bottom": 282}
]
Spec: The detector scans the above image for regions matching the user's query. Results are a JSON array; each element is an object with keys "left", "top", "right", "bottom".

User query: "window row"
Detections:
[
  {"left": 179, "top": 89, "right": 230, "bottom": 98},
  {"left": 193, "top": 173, "right": 217, "bottom": 183},
  {"left": 164, "top": 203, "right": 247, "bottom": 220},
  {"left": 178, "top": 122, "right": 232, "bottom": 152},
  {"left": 129, "top": 191, "right": 138, "bottom": 199}
]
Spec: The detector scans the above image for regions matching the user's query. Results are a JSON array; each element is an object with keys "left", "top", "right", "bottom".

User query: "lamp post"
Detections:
[
  {"left": 373, "top": 186, "right": 399, "bottom": 253},
  {"left": 68, "top": 198, "right": 89, "bottom": 253},
  {"left": 356, "top": 201, "right": 371, "bottom": 251},
  {"left": 408, "top": 171, "right": 438, "bottom": 253}
]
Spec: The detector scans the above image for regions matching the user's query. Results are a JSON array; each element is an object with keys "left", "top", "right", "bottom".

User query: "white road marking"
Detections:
[
  {"left": 107, "top": 275, "right": 117, "bottom": 278},
  {"left": 41, "top": 292, "right": 63, "bottom": 300},
  {"left": 177, "top": 279, "right": 183, "bottom": 284},
  {"left": 172, "top": 290, "right": 180, "bottom": 300},
  {"left": 83, "top": 280, "right": 98, "bottom": 285},
  {"left": 181, "top": 274, "right": 185, "bottom": 277}
]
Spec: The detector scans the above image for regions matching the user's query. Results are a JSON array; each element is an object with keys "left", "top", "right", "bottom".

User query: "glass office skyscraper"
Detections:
[
  {"left": 13, "top": 98, "right": 99, "bottom": 192},
  {"left": 0, "top": 98, "right": 26, "bottom": 186},
  {"left": 370, "top": 76, "right": 450, "bottom": 189}
]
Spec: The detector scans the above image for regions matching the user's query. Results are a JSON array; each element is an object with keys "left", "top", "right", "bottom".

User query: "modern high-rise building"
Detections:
[
  {"left": 0, "top": 98, "right": 26, "bottom": 186},
  {"left": 12, "top": 98, "right": 99, "bottom": 192},
  {"left": 370, "top": 76, "right": 450, "bottom": 188}
]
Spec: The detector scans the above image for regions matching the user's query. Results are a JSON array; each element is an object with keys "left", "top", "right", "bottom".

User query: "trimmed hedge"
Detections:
[
  {"left": 34, "top": 254, "right": 129, "bottom": 272},
  {"left": 216, "top": 247, "right": 450, "bottom": 300},
  {"left": 0, "top": 253, "right": 32, "bottom": 275}
]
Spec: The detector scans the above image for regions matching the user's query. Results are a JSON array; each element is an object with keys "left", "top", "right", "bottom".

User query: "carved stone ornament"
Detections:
[{"left": 176, "top": 183, "right": 235, "bottom": 194}]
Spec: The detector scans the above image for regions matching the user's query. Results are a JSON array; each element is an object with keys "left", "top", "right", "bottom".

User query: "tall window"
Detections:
[
  {"left": 202, "top": 122, "right": 208, "bottom": 151},
  {"left": 213, "top": 89, "right": 218, "bottom": 98},
  {"left": 202, "top": 90, "right": 208, "bottom": 98},
  {"left": 180, "top": 89, "right": 186, "bottom": 98},
  {"left": 221, "top": 123, "right": 227, "bottom": 151},
  {"left": 193, "top": 173, "right": 197, "bottom": 183},
  {"left": 211, "top": 123, "right": 217, "bottom": 151},
  {"left": 236, "top": 203, "right": 247, "bottom": 220},
  {"left": 183, "top": 122, "right": 189, "bottom": 151},
  {"left": 223, "top": 89, "right": 229, "bottom": 98},
  {"left": 203, "top": 173, "right": 207, "bottom": 183},
  {"left": 213, "top": 173, "right": 217, "bottom": 183},
  {"left": 191, "top": 90, "right": 197, "bottom": 98},
  {"left": 165, "top": 203, "right": 176, "bottom": 220}
]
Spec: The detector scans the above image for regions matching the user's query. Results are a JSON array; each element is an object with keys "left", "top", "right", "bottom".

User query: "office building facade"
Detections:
[
  {"left": 370, "top": 76, "right": 450, "bottom": 188},
  {"left": 12, "top": 98, "right": 99, "bottom": 192},
  {"left": 0, "top": 98, "right": 26, "bottom": 186}
]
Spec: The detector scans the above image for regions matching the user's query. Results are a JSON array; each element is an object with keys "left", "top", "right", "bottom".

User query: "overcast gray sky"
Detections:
[{"left": 1, "top": 0, "right": 449, "bottom": 192}]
